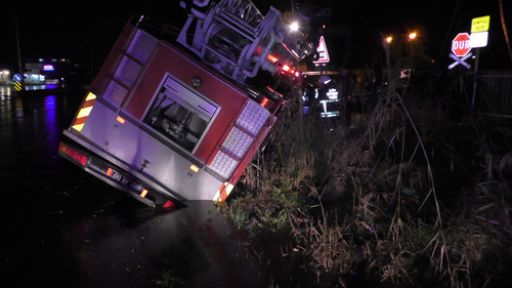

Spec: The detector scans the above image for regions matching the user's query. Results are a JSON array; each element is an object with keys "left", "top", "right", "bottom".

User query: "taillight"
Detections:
[
  {"left": 163, "top": 200, "right": 174, "bottom": 208},
  {"left": 59, "top": 143, "right": 89, "bottom": 167}
]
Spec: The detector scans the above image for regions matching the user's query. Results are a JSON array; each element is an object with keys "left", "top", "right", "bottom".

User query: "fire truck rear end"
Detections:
[{"left": 58, "top": 0, "right": 302, "bottom": 208}]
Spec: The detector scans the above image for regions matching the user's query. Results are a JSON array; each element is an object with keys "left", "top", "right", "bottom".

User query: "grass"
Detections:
[{"left": 223, "top": 64, "right": 512, "bottom": 287}]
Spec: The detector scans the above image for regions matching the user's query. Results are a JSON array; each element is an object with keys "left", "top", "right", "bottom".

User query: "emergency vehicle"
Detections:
[{"left": 58, "top": 0, "right": 301, "bottom": 208}]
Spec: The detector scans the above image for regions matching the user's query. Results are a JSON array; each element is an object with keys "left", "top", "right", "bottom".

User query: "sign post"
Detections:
[{"left": 470, "top": 15, "right": 490, "bottom": 112}]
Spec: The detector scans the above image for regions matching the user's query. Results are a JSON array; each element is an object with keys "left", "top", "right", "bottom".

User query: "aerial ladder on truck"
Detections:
[{"left": 58, "top": 0, "right": 304, "bottom": 208}]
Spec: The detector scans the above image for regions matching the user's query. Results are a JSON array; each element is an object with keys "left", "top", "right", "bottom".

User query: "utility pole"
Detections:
[
  {"left": 13, "top": 0, "right": 23, "bottom": 74},
  {"left": 470, "top": 49, "right": 480, "bottom": 113},
  {"left": 290, "top": 0, "right": 303, "bottom": 116}
]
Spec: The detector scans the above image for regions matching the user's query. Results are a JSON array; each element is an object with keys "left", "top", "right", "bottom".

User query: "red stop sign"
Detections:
[{"left": 451, "top": 33, "right": 472, "bottom": 57}]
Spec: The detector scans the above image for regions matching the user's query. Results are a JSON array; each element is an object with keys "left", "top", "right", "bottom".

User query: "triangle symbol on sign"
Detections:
[{"left": 313, "top": 35, "right": 330, "bottom": 64}]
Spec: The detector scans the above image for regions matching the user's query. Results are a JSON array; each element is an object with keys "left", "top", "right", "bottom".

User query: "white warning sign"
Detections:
[{"left": 313, "top": 35, "right": 330, "bottom": 65}]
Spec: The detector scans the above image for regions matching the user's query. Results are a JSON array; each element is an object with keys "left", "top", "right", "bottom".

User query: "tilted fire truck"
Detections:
[{"left": 58, "top": 0, "right": 302, "bottom": 208}]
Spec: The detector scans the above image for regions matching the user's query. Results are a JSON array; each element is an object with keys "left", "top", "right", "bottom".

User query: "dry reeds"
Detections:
[{"left": 225, "top": 65, "right": 512, "bottom": 287}]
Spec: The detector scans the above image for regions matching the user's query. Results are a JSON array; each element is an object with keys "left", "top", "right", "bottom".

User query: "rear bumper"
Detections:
[{"left": 59, "top": 131, "right": 182, "bottom": 208}]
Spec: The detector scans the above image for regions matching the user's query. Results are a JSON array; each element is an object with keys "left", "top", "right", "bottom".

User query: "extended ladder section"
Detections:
[{"left": 178, "top": 0, "right": 297, "bottom": 84}]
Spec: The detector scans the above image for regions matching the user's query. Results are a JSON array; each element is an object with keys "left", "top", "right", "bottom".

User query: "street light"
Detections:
[
  {"left": 385, "top": 35, "right": 393, "bottom": 44},
  {"left": 408, "top": 31, "right": 418, "bottom": 41},
  {"left": 289, "top": 21, "right": 300, "bottom": 33}
]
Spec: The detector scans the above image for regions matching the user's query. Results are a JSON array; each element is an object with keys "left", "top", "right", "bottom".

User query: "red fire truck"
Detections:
[{"left": 58, "top": 0, "right": 302, "bottom": 208}]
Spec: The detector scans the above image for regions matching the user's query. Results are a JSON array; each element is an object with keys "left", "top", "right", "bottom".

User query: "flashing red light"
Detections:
[
  {"left": 282, "top": 64, "right": 291, "bottom": 72},
  {"left": 59, "top": 143, "right": 89, "bottom": 167},
  {"left": 294, "top": 71, "right": 300, "bottom": 78},
  {"left": 163, "top": 200, "right": 175, "bottom": 208}
]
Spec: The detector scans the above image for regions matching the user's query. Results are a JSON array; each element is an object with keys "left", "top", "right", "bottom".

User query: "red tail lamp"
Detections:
[
  {"left": 163, "top": 200, "right": 174, "bottom": 208},
  {"left": 59, "top": 143, "right": 89, "bottom": 167}
]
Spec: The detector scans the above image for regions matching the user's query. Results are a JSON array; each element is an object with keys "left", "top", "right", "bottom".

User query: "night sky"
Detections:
[{"left": 1, "top": 0, "right": 510, "bottom": 72}]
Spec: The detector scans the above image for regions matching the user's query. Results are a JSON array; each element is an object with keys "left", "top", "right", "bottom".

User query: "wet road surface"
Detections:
[{"left": 0, "top": 88, "right": 267, "bottom": 287}]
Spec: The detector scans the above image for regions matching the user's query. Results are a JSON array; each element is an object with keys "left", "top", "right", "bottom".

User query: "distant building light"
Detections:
[
  {"left": 43, "top": 64, "right": 55, "bottom": 71},
  {"left": 38, "top": 58, "right": 44, "bottom": 63},
  {"left": 60, "top": 58, "right": 67, "bottom": 62},
  {"left": 0, "top": 70, "right": 10, "bottom": 84},
  {"left": 51, "top": 58, "right": 57, "bottom": 62}
]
